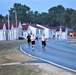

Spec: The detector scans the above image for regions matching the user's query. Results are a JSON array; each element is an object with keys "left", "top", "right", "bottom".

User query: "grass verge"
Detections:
[
  {"left": 0, "top": 40, "right": 36, "bottom": 64},
  {"left": 0, "top": 65, "right": 42, "bottom": 75}
]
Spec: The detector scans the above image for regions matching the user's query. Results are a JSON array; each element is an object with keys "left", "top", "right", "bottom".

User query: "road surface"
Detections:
[{"left": 20, "top": 40, "right": 76, "bottom": 72}]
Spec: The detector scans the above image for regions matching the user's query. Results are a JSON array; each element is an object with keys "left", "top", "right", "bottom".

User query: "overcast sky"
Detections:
[{"left": 0, "top": 0, "right": 76, "bottom": 16}]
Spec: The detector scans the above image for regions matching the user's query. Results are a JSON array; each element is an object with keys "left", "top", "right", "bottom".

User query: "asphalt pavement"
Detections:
[{"left": 20, "top": 40, "right": 76, "bottom": 72}]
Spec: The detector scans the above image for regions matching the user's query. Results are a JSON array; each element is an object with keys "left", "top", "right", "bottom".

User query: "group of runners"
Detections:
[{"left": 27, "top": 34, "right": 47, "bottom": 51}]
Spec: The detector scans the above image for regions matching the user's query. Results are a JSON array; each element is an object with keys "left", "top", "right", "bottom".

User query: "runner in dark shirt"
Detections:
[
  {"left": 27, "top": 34, "right": 31, "bottom": 48},
  {"left": 31, "top": 34, "right": 35, "bottom": 51}
]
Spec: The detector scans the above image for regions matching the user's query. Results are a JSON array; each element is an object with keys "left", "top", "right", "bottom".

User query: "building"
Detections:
[
  {"left": 21, "top": 23, "right": 44, "bottom": 39},
  {"left": 0, "top": 22, "right": 73, "bottom": 40},
  {"left": 0, "top": 22, "right": 21, "bottom": 40},
  {"left": 36, "top": 24, "right": 73, "bottom": 40}
]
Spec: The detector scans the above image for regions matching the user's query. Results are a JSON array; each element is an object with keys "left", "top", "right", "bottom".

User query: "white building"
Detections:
[
  {"left": 0, "top": 22, "right": 73, "bottom": 40},
  {"left": 21, "top": 24, "right": 44, "bottom": 39},
  {"left": 36, "top": 24, "right": 72, "bottom": 40},
  {"left": 0, "top": 22, "right": 21, "bottom": 40}
]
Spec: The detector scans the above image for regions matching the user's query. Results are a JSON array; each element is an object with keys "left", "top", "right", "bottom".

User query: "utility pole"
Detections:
[
  {"left": 15, "top": 10, "right": 18, "bottom": 39},
  {"left": 8, "top": 10, "right": 10, "bottom": 40}
]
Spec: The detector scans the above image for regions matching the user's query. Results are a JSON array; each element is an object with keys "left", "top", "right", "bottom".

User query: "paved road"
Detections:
[{"left": 20, "top": 40, "right": 76, "bottom": 72}]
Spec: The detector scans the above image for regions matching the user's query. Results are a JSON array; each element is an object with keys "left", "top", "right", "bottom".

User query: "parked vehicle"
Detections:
[{"left": 19, "top": 36, "right": 25, "bottom": 40}]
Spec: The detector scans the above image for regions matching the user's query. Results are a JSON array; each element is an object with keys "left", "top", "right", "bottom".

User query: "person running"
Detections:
[
  {"left": 27, "top": 34, "right": 31, "bottom": 48},
  {"left": 31, "top": 34, "right": 35, "bottom": 51},
  {"left": 36, "top": 34, "right": 38, "bottom": 42},
  {"left": 41, "top": 34, "right": 46, "bottom": 50}
]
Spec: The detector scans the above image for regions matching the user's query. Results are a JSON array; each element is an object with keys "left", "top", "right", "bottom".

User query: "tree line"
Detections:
[{"left": 0, "top": 3, "right": 76, "bottom": 30}]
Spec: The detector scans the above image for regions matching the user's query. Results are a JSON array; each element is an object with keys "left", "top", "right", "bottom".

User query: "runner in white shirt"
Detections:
[
  {"left": 31, "top": 34, "right": 35, "bottom": 51},
  {"left": 41, "top": 34, "right": 46, "bottom": 50}
]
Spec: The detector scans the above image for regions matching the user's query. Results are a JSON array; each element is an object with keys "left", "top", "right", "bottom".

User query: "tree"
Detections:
[
  {"left": 2, "top": 4, "right": 76, "bottom": 31},
  {"left": 38, "top": 12, "right": 48, "bottom": 25},
  {"left": 0, "top": 14, "right": 5, "bottom": 22},
  {"left": 61, "top": 8, "right": 74, "bottom": 27},
  {"left": 48, "top": 5, "right": 65, "bottom": 26},
  {"left": 71, "top": 11, "right": 76, "bottom": 31},
  {"left": 27, "top": 11, "right": 34, "bottom": 24},
  {"left": 9, "top": 3, "right": 30, "bottom": 23},
  {"left": 33, "top": 11, "right": 39, "bottom": 24}
]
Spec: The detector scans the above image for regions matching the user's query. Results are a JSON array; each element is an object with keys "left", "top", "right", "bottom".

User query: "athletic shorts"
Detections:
[
  {"left": 31, "top": 41, "right": 35, "bottom": 45},
  {"left": 36, "top": 37, "right": 38, "bottom": 40},
  {"left": 42, "top": 41, "right": 46, "bottom": 46}
]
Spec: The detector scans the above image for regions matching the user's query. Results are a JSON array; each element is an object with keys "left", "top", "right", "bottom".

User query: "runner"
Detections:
[
  {"left": 36, "top": 34, "right": 38, "bottom": 42},
  {"left": 41, "top": 34, "right": 46, "bottom": 50},
  {"left": 31, "top": 34, "right": 35, "bottom": 51},
  {"left": 27, "top": 34, "right": 31, "bottom": 48}
]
